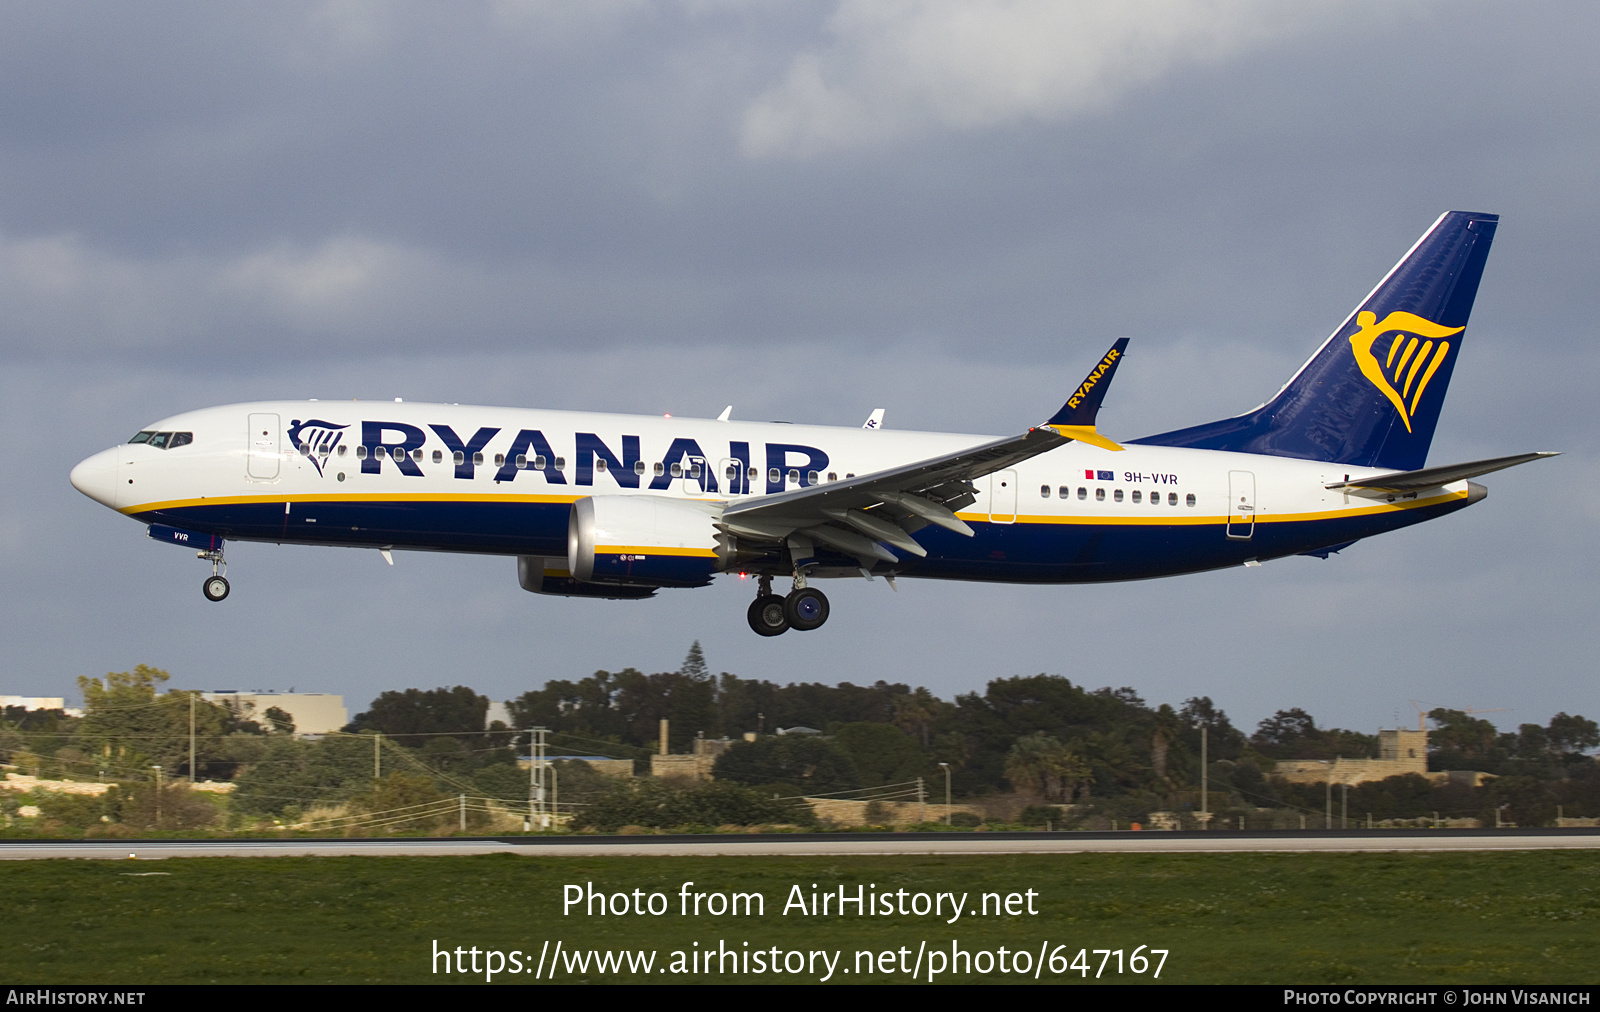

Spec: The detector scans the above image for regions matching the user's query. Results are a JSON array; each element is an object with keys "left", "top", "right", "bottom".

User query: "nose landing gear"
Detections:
[
  {"left": 745, "top": 573, "right": 830, "bottom": 636},
  {"left": 199, "top": 547, "right": 229, "bottom": 602}
]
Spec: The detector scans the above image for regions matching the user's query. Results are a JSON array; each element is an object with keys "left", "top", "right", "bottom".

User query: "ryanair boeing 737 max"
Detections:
[{"left": 69, "top": 211, "right": 1554, "bottom": 635}]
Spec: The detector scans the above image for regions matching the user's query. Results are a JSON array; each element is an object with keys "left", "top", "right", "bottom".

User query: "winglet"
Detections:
[{"left": 1045, "top": 338, "right": 1128, "bottom": 451}]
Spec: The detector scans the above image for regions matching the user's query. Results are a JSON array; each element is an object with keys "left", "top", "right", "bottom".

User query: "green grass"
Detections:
[{"left": 3, "top": 851, "right": 1597, "bottom": 984}]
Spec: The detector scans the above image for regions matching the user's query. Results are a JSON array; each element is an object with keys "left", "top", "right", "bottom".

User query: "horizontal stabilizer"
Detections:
[{"left": 1326, "top": 451, "right": 1558, "bottom": 493}]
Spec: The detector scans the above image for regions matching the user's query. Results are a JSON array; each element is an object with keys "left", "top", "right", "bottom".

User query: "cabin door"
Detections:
[
  {"left": 988, "top": 469, "right": 1017, "bottom": 524},
  {"left": 247, "top": 413, "right": 281, "bottom": 480},
  {"left": 1226, "top": 470, "right": 1255, "bottom": 539}
]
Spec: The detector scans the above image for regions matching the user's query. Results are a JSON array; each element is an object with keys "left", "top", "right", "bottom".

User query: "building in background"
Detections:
[{"left": 201, "top": 691, "right": 348, "bottom": 735}]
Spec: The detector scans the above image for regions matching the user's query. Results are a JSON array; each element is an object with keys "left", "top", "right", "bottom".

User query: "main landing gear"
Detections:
[
  {"left": 199, "top": 546, "right": 230, "bottom": 602},
  {"left": 746, "top": 574, "right": 830, "bottom": 636}
]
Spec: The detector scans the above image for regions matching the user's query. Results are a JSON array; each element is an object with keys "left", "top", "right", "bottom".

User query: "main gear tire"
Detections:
[
  {"left": 784, "top": 587, "right": 830, "bottom": 631},
  {"left": 747, "top": 594, "right": 789, "bottom": 636}
]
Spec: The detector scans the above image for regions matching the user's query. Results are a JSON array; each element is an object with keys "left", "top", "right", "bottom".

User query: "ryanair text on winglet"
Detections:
[{"left": 1065, "top": 347, "right": 1122, "bottom": 411}]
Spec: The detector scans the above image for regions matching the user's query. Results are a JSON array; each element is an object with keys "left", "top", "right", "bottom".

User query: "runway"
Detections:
[{"left": 4, "top": 828, "right": 1600, "bottom": 860}]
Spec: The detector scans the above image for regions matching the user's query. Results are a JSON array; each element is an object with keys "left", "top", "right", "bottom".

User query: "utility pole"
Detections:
[
  {"left": 529, "top": 727, "right": 549, "bottom": 829},
  {"left": 374, "top": 732, "right": 382, "bottom": 782},
  {"left": 152, "top": 765, "right": 162, "bottom": 829},
  {"left": 189, "top": 692, "right": 196, "bottom": 784},
  {"left": 917, "top": 776, "right": 926, "bottom": 824},
  {"left": 459, "top": 794, "right": 466, "bottom": 833},
  {"left": 938, "top": 762, "right": 951, "bottom": 826},
  {"left": 1341, "top": 782, "right": 1349, "bottom": 829},
  {"left": 1325, "top": 774, "right": 1333, "bottom": 830},
  {"left": 1199, "top": 726, "right": 1209, "bottom": 830}
]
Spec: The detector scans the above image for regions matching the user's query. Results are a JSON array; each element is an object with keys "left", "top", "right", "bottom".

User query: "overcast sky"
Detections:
[{"left": 4, "top": 1, "right": 1593, "bottom": 739}]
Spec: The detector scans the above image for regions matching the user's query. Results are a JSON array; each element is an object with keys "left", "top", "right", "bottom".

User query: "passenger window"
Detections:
[
  {"left": 472, "top": 452, "right": 483, "bottom": 466},
  {"left": 1040, "top": 485, "right": 1050, "bottom": 498},
  {"left": 1058, "top": 486, "right": 1070, "bottom": 498},
  {"left": 807, "top": 470, "right": 818, "bottom": 484},
  {"left": 432, "top": 450, "right": 443, "bottom": 463},
  {"left": 767, "top": 468, "right": 781, "bottom": 483},
  {"left": 298, "top": 443, "right": 310, "bottom": 455},
  {"left": 828, "top": 472, "right": 838, "bottom": 483},
  {"left": 1113, "top": 489, "right": 1123, "bottom": 503},
  {"left": 1186, "top": 493, "right": 1196, "bottom": 507},
  {"left": 654, "top": 462, "right": 666, "bottom": 476},
  {"left": 534, "top": 455, "right": 547, "bottom": 469},
  {"left": 845, "top": 473, "right": 855, "bottom": 479},
  {"left": 1095, "top": 488, "right": 1105, "bottom": 501},
  {"left": 1168, "top": 492, "right": 1177, "bottom": 505},
  {"left": 1131, "top": 490, "right": 1141, "bottom": 503},
  {"left": 128, "top": 431, "right": 154, "bottom": 444},
  {"left": 748, "top": 467, "right": 759, "bottom": 480},
  {"left": 725, "top": 465, "right": 738, "bottom": 480},
  {"left": 1077, "top": 487, "right": 1087, "bottom": 500},
  {"left": 787, "top": 469, "right": 800, "bottom": 484},
  {"left": 634, "top": 460, "right": 646, "bottom": 475},
  {"left": 495, "top": 454, "right": 506, "bottom": 467},
  {"left": 594, "top": 458, "right": 607, "bottom": 472},
  {"left": 412, "top": 449, "right": 422, "bottom": 461},
  {"left": 356, "top": 445, "right": 368, "bottom": 460},
  {"left": 555, "top": 457, "right": 566, "bottom": 470},
  {"left": 690, "top": 462, "right": 702, "bottom": 478},
  {"left": 453, "top": 451, "right": 465, "bottom": 465},
  {"left": 169, "top": 432, "right": 192, "bottom": 449},
  {"left": 337, "top": 445, "right": 347, "bottom": 457},
  {"left": 515, "top": 454, "right": 527, "bottom": 469}
]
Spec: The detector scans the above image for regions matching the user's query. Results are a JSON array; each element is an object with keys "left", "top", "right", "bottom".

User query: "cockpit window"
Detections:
[{"left": 128, "top": 431, "right": 193, "bottom": 449}]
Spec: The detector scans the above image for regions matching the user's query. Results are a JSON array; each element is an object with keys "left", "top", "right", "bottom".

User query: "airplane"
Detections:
[{"left": 70, "top": 210, "right": 1555, "bottom": 636}]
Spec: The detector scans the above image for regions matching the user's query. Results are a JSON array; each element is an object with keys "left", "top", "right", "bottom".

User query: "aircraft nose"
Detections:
[{"left": 70, "top": 448, "right": 120, "bottom": 507}]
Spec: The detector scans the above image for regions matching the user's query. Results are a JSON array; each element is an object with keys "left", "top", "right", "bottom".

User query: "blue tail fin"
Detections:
[{"left": 1133, "top": 211, "right": 1498, "bottom": 471}]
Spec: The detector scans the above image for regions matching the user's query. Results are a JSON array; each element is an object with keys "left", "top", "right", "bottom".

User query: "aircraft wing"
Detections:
[
  {"left": 1324, "top": 451, "right": 1558, "bottom": 494},
  {"left": 718, "top": 340, "right": 1128, "bottom": 565}
]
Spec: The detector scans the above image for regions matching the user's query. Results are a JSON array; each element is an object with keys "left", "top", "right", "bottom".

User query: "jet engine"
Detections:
[{"left": 567, "top": 495, "right": 727, "bottom": 588}]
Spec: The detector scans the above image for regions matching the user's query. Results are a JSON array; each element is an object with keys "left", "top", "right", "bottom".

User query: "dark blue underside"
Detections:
[{"left": 133, "top": 495, "right": 1472, "bottom": 585}]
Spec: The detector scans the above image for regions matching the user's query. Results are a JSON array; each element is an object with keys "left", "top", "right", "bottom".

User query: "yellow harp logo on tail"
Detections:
[{"left": 1348, "top": 311, "right": 1464, "bottom": 432}]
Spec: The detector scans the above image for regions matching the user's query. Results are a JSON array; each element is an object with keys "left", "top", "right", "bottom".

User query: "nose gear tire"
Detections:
[{"left": 203, "top": 576, "right": 231, "bottom": 602}]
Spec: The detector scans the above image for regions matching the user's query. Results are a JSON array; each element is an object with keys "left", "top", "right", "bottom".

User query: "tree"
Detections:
[
  {"left": 831, "top": 722, "right": 928, "bottom": 788},
  {"left": 570, "top": 779, "right": 808, "bottom": 832},
  {"left": 263, "top": 706, "right": 295, "bottom": 735},
  {"left": 680, "top": 641, "right": 709, "bottom": 681},
  {"left": 1548, "top": 713, "right": 1599, "bottom": 758},
  {"left": 712, "top": 735, "right": 859, "bottom": 793},
  {"left": 75, "top": 665, "right": 235, "bottom": 779},
  {"left": 347, "top": 686, "right": 489, "bottom": 741},
  {"left": 1004, "top": 732, "right": 1092, "bottom": 803}
]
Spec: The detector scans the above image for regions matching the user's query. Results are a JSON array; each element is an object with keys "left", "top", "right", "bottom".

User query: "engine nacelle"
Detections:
[
  {"left": 517, "top": 556, "right": 657, "bottom": 599},
  {"left": 568, "top": 495, "right": 726, "bottom": 588}
]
